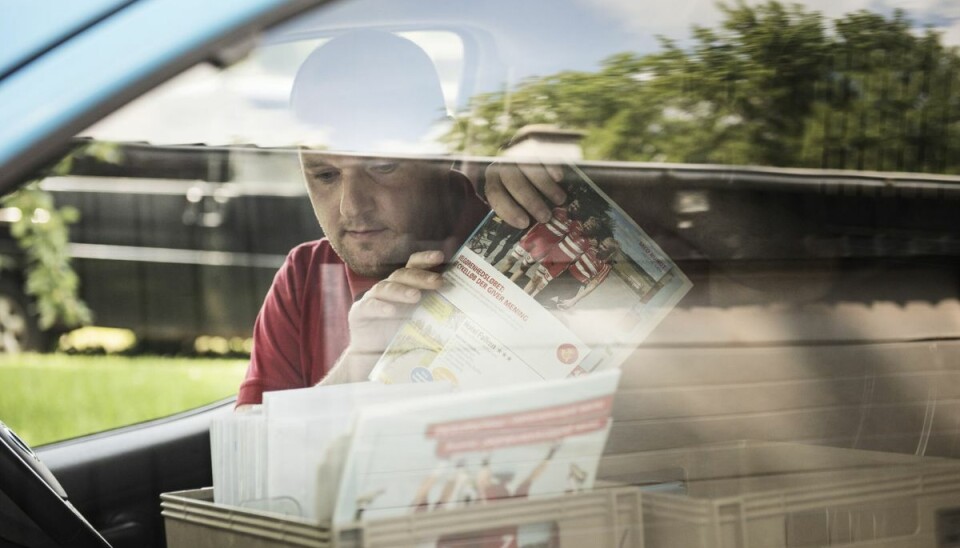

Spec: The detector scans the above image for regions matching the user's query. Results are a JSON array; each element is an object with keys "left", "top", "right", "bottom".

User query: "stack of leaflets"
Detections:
[
  {"left": 334, "top": 370, "right": 621, "bottom": 525},
  {"left": 211, "top": 371, "right": 620, "bottom": 527},
  {"left": 263, "top": 382, "right": 455, "bottom": 521},
  {"left": 212, "top": 382, "right": 455, "bottom": 520},
  {"left": 210, "top": 407, "right": 267, "bottom": 508},
  {"left": 370, "top": 164, "right": 691, "bottom": 389}
]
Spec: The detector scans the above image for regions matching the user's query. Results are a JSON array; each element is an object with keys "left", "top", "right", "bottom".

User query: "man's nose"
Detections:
[{"left": 339, "top": 167, "right": 376, "bottom": 218}]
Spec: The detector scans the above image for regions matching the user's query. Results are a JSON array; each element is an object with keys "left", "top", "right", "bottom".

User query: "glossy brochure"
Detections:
[
  {"left": 333, "top": 370, "right": 621, "bottom": 526},
  {"left": 370, "top": 163, "right": 692, "bottom": 388}
]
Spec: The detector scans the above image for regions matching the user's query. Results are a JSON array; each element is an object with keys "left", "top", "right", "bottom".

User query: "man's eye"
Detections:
[
  {"left": 311, "top": 169, "right": 339, "bottom": 183},
  {"left": 369, "top": 162, "right": 399, "bottom": 174}
]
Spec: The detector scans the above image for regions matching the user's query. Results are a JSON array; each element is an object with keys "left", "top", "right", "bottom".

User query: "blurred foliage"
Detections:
[
  {"left": 0, "top": 143, "right": 120, "bottom": 330},
  {"left": 451, "top": 1, "right": 960, "bottom": 173},
  {"left": 59, "top": 327, "right": 138, "bottom": 354}
]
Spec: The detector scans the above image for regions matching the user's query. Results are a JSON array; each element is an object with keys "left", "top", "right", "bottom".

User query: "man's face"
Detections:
[
  {"left": 583, "top": 216, "right": 600, "bottom": 233},
  {"left": 301, "top": 152, "right": 451, "bottom": 277},
  {"left": 599, "top": 237, "right": 619, "bottom": 259}
]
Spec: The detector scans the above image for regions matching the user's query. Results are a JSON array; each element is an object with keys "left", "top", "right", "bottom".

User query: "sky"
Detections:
[
  {"left": 261, "top": 0, "right": 960, "bottom": 91},
  {"left": 86, "top": 0, "right": 960, "bottom": 145}
]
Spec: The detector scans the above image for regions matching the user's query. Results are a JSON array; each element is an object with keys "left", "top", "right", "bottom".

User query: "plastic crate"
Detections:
[
  {"left": 600, "top": 442, "right": 960, "bottom": 548},
  {"left": 162, "top": 488, "right": 332, "bottom": 548},
  {"left": 161, "top": 483, "right": 643, "bottom": 548},
  {"left": 164, "top": 442, "right": 960, "bottom": 547}
]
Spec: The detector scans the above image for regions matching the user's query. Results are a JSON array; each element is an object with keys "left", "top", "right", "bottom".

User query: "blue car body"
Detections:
[{"left": 0, "top": 0, "right": 316, "bottom": 190}]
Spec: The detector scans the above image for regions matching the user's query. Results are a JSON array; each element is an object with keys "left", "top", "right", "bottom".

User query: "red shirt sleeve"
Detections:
[{"left": 237, "top": 248, "right": 307, "bottom": 406}]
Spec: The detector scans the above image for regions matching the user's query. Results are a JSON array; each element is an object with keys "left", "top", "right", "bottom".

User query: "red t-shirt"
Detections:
[
  {"left": 538, "top": 228, "right": 589, "bottom": 280},
  {"left": 569, "top": 244, "right": 612, "bottom": 285},
  {"left": 517, "top": 207, "right": 574, "bottom": 260},
  {"left": 237, "top": 176, "right": 488, "bottom": 405}
]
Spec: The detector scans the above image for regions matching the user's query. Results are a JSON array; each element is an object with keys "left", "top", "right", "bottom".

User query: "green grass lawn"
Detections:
[{"left": 0, "top": 353, "right": 248, "bottom": 447}]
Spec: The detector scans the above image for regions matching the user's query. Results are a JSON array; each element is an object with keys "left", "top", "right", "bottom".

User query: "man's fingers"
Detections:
[
  {"left": 389, "top": 265, "right": 444, "bottom": 289},
  {"left": 485, "top": 160, "right": 569, "bottom": 228},
  {"left": 484, "top": 165, "right": 530, "bottom": 229},
  {"left": 345, "top": 249, "right": 448, "bottom": 358},
  {"left": 350, "top": 251, "right": 446, "bottom": 330},
  {"left": 347, "top": 295, "right": 412, "bottom": 356},
  {"left": 350, "top": 294, "right": 414, "bottom": 325},
  {"left": 369, "top": 279, "right": 429, "bottom": 304},
  {"left": 366, "top": 264, "right": 444, "bottom": 305},
  {"left": 486, "top": 184, "right": 531, "bottom": 229},
  {"left": 500, "top": 164, "right": 553, "bottom": 224},
  {"left": 405, "top": 250, "right": 445, "bottom": 270},
  {"left": 352, "top": 295, "right": 397, "bottom": 318},
  {"left": 543, "top": 162, "right": 565, "bottom": 184},
  {"left": 519, "top": 162, "right": 566, "bottom": 205}
]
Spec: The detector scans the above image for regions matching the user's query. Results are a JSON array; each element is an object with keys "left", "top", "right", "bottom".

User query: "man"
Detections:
[
  {"left": 557, "top": 237, "right": 621, "bottom": 310},
  {"left": 494, "top": 198, "right": 581, "bottom": 280},
  {"left": 522, "top": 217, "right": 602, "bottom": 297},
  {"left": 236, "top": 31, "right": 564, "bottom": 407}
]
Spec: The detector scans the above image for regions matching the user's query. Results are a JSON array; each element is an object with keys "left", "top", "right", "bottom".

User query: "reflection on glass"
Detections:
[{"left": 452, "top": 2, "right": 960, "bottom": 176}]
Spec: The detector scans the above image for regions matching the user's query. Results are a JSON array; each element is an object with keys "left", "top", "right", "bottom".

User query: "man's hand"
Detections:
[
  {"left": 348, "top": 250, "right": 444, "bottom": 354},
  {"left": 320, "top": 250, "right": 445, "bottom": 384},
  {"left": 483, "top": 161, "right": 567, "bottom": 229}
]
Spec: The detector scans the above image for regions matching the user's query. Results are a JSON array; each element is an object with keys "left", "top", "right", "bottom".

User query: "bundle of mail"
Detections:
[{"left": 212, "top": 371, "right": 620, "bottom": 525}]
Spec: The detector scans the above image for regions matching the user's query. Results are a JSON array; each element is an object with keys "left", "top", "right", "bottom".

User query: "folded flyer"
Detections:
[
  {"left": 333, "top": 370, "right": 621, "bottom": 525},
  {"left": 370, "top": 163, "right": 691, "bottom": 388}
]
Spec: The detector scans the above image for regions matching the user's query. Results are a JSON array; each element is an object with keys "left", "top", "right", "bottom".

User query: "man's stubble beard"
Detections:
[
  {"left": 330, "top": 233, "right": 419, "bottom": 279},
  {"left": 325, "top": 182, "right": 454, "bottom": 279}
]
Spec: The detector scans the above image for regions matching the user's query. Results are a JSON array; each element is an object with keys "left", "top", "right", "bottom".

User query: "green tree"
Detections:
[
  {"left": 806, "top": 11, "right": 960, "bottom": 172},
  {"left": 0, "top": 143, "right": 118, "bottom": 334},
  {"left": 451, "top": 2, "right": 960, "bottom": 174}
]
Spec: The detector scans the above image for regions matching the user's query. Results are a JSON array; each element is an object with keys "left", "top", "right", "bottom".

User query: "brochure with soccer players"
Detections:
[
  {"left": 333, "top": 370, "right": 620, "bottom": 526},
  {"left": 369, "top": 163, "right": 691, "bottom": 388}
]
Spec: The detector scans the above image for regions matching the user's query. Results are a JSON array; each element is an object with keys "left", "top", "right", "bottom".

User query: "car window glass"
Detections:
[{"left": 1, "top": 2, "right": 958, "bottom": 546}]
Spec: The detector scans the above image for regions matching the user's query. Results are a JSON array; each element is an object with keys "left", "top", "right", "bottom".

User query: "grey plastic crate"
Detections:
[
  {"left": 162, "top": 488, "right": 335, "bottom": 548},
  {"left": 163, "top": 442, "right": 960, "bottom": 548},
  {"left": 601, "top": 441, "right": 960, "bottom": 548},
  {"left": 162, "top": 484, "right": 643, "bottom": 548}
]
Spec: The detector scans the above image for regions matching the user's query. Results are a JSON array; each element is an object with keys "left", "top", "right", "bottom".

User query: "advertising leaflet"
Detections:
[
  {"left": 369, "top": 164, "right": 691, "bottom": 388},
  {"left": 261, "top": 382, "right": 455, "bottom": 522},
  {"left": 333, "top": 370, "right": 621, "bottom": 529}
]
